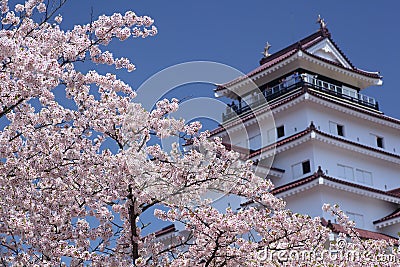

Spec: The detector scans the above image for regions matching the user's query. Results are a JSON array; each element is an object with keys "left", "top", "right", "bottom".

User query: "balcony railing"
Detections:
[
  {"left": 304, "top": 75, "right": 377, "bottom": 108},
  {"left": 222, "top": 74, "right": 378, "bottom": 122}
]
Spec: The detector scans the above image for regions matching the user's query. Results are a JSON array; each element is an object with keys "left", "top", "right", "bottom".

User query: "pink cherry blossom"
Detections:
[{"left": 0, "top": 1, "right": 397, "bottom": 266}]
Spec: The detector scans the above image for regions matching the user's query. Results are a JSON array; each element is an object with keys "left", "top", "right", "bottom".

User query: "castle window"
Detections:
[
  {"left": 302, "top": 160, "right": 311, "bottom": 174},
  {"left": 355, "top": 169, "right": 373, "bottom": 185},
  {"left": 370, "top": 134, "right": 384, "bottom": 148},
  {"left": 337, "top": 164, "right": 354, "bottom": 181},
  {"left": 377, "top": 137, "right": 384, "bottom": 148},
  {"left": 292, "top": 160, "right": 311, "bottom": 178},
  {"left": 276, "top": 125, "right": 285, "bottom": 138},
  {"left": 329, "top": 121, "right": 344, "bottom": 137}
]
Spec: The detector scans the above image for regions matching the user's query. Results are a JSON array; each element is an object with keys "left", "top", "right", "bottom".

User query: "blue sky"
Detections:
[{"left": 56, "top": 0, "right": 400, "bottom": 119}]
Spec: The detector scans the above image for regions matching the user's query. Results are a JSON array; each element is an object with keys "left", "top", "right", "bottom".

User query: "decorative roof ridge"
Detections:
[
  {"left": 270, "top": 171, "right": 400, "bottom": 199},
  {"left": 216, "top": 29, "right": 328, "bottom": 91},
  {"left": 373, "top": 208, "right": 400, "bottom": 224},
  {"left": 270, "top": 172, "right": 318, "bottom": 195},
  {"left": 249, "top": 116, "right": 400, "bottom": 159},
  {"left": 154, "top": 224, "right": 176, "bottom": 238},
  {"left": 321, "top": 218, "right": 396, "bottom": 241},
  {"left": 324, "top": 33, "right": 354, "bottom": 69},
  {"left": 215, "top": 27, "right": 381, "bottom": 92},
  {"left": 259, "top": 29, "right": 327, "bottom": 65},
  {"left": 244, "top": 123, "right": 400, "bottom": 161},
  {"left": 301, "top": 49, "right": 381, "bottom": 78},
  {"left": 312, "top": 127, "right": 400, "bottom": 160},
  {"left": 387, "top": 187, "right": 400, "bottom": 196},
  {"left": 216, "top": 49, "right": 298, "bottom": 91},
  {"left": 248, "top": 126, "right": 312, "bottom": 158}
]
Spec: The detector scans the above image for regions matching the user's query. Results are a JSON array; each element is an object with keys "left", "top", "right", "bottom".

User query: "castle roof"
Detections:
[
  {"left": 374, "top": 209, "right": 400, "bottom": 224},
  {"left": 269, "top": 170, "right": 400, "bottom": 202},
  {"left": 215, "top": 27, "right": 382, "bottom": 98},
  {"left": 320, "top": 218, "right": 395, "bottom": 241}
]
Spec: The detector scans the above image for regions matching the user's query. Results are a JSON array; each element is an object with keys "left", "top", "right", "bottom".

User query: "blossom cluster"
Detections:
[{"left": 0, "top": 0, "right": 398, "bottom": 266}]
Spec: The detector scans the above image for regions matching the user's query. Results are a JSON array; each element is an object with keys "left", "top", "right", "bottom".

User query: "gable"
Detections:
[{"left": 306, "top": 39, "right": 352, "bottom": 69}]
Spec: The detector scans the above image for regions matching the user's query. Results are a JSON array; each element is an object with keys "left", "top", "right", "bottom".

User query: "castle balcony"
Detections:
[{"left": 222, "top": 74, "right": 378, "bottom": 122}]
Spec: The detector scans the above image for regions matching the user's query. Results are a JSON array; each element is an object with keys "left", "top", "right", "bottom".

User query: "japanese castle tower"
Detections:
[{"left": 211, "top": 20, "right": 400, "bottom": 239}]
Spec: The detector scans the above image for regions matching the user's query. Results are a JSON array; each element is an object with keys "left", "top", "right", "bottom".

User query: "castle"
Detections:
[{"left": 210, "top": 20, "right": 399, "bottom": 239}]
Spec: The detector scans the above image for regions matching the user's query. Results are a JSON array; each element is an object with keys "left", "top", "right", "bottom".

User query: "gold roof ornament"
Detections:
[
  {"left": 262, "top": 42, "right": 271, "bottom": 58},
  {"left": 317, "top": 15, "right": 327, "bottom": 29}
]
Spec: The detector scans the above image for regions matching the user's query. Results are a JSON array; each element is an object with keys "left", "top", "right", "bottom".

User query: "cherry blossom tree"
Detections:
[{"left": 0, "top": 0, "right": 398, "bottom": 266}]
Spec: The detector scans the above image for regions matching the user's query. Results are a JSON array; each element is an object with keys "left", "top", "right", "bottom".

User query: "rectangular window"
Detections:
[
  {"left": 370, "top": 133, "right": 384, "bottom": 148},
  {"left": 337, "top": 125, "right": 344, "bottom": 136},
  {"left": 355, "top": 169, "right": 373, "bottom": 185},
  {"left": 292, "top": 160, "right": 311, "bottom": 178},
  {"left": 302, "top": 161, "right": 311, "bottom": 174},
  {"left": 276, "top": 125, "right": 285, "bottom": 138},
  {"left": 337, "top": 164, "right": 354, "bottom": 181},
  {"left": 329, "top": 121, "right": 344, "bottom": 137},
  {"left": 377, "top": 137, "right": 384, "bottom": 148}
]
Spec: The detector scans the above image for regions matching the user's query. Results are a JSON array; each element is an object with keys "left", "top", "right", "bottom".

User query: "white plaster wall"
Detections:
[
  {"left": 283, "top": 186, "right": 399, "bottom": 237},
  {"left": 271, "top": 101, "right": 310, "bottom": 140},
  {"left": 283, "top": 187, "right": 324, "bottom": 218},
  {"left": 311, "top": 141, "right": 400, "bottom": 191},
  {"left": 269, "top": 144, "right": 316, "bottom": 187},
  {"left": 320, "top": 187, "right": 398, "bottom": 236},
  {"left": 303, "top": 100, "right": 400, "bottom": 155},
  {"left": 379, "top": 223, "right": 400, "bottom": 237}
]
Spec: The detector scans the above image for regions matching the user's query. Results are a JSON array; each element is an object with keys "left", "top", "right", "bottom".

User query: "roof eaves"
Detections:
[
  {"left": 321, "top": 218, "right": 396, "bottom": 241},
  {"left": 270, "top": 170, "right": 400, "bottom": 200},
  {"left": 248, "top": 127, "right": 312, "bottom": 158},
  {"left": 301, "top": 50, "right": 381, "bottom": 79},
  {"left": 305, "top": 89, "right": 400, "bottom": 127},
  {"left": 373, "top": 209, "right": 400, "bottom": 224},
  {"left": 211, "top": 89, "right": 306, "bottom": 136},
  {"left": 216, "top": 29, "right": 329, "bottom": 92},
  {"left": 154, "top": 224, "right": 176, "bottom": 238},
  {"left": 326, "top": 35, "right": 355, "bottom": 69},
  {"left": 314, "top": 128, "right": 400, "bottom": 160}
]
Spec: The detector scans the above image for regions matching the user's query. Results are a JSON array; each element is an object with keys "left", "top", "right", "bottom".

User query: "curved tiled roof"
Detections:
[
  {"left": 248, "top": 126, "right": 312, "bottom": 158},
  {"left": 217, "top": 49, "right": 298, "bottom": 90},
  {"left": 246, "top": 123, "right": 400, "bottom": 161},
  {"left": 301, "top": 49, "right": 380, "bottom": 78},
  {"left": 387, "top": 188, "right": 400, "bottom": 197},
  {"left": 270, "top": 171, "right": 400, "bottom": 199},
  {"left": 211, "top": 86, "right": 400, "bottom": 140},
  {"left": 216, "top": 28, "right": 380, "bottom": 92},
  {"left": 373, "top": 209, "right": 400, "bottom": 224},
  {"left": 154, "top": 224, "right": 176, "bottom": 237},
  {"left": 321, "top": 218, "right": 396, "bottom": 241},
  {"left": 210, "top": 89, "right": 305, "bottom": 136}
]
